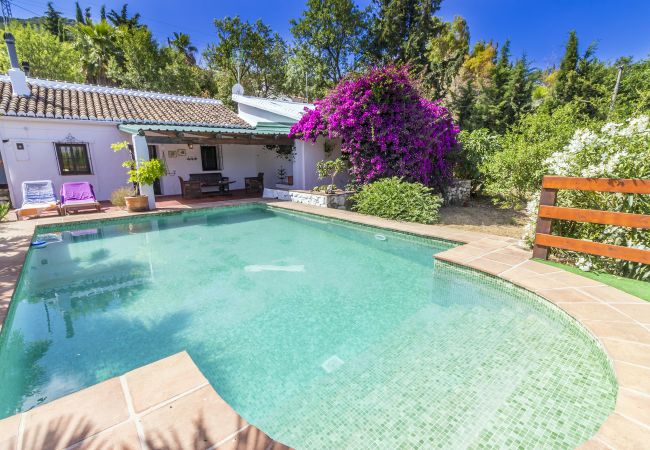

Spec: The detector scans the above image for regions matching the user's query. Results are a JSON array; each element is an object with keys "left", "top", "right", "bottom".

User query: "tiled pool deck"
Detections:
[{"left": 1, "top": 200, "right": 649, "bottom": 449}]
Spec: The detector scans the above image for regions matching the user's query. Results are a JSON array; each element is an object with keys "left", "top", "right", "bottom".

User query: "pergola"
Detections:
[{"left": 117, "top": 122, "right": 294, "bottom": 208}]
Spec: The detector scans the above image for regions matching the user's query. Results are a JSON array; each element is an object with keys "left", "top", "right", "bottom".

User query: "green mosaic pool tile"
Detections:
[{"left": 262, "top": 262, "right": 616, "bottom": 449}]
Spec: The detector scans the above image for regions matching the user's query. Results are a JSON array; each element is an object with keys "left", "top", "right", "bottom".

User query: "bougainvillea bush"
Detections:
[
  {"left": 289, "top": 66, "right": 459, "bottom": 188},
  {"left": 523, "top": 115, "right": 650, "bottom": 280}
]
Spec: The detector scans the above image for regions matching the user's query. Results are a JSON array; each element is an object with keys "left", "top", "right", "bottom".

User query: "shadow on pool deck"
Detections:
[{"left": 0, "top": 352, "right": 291, "bottom": 450}]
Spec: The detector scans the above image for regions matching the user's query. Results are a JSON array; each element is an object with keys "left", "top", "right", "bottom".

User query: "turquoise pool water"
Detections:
[{"left": 0, "top": 205, "right": 616, "bottom": 448}]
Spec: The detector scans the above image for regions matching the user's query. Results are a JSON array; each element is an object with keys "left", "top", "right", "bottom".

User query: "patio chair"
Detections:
[
  {"left": 60, "top": 182, "right": 102, "bottom": 215},
  {"left": 178, "top": 176, "right": 202, "bottom": 198},
  {"left": 17, "top": 180, "right": 60, "bottom": 220},
  {"left": 245, "top": 172, "right": 264, "bottom": 193}
]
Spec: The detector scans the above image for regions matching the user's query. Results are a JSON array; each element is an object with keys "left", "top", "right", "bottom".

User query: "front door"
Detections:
[{"left": 148, "top": 145, "right": 162, "bottom": 195}]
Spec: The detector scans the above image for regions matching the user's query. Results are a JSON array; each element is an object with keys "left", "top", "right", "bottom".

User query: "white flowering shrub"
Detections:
[{"left": 524, "top": 115, "right": 650, "bottom": 280}]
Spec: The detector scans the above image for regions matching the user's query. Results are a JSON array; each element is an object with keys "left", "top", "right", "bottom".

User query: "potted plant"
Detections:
[{"left": 111, "top": 141, "right": 167, "bottom": 212}]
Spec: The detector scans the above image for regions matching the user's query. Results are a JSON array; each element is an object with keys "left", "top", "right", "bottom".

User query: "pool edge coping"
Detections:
[{"left": 0, "top": 199, "right": 649, "bottom": 448}]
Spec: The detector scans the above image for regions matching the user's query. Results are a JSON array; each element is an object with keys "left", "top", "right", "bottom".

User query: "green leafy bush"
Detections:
[
  {"left": 0, "top": 202, "right": 10, "bottom": 221},
  {"left": 455, "top": 128, "right": 502, "bottom": 191},
  {"left": 523, "top": 115, "right": 650, "bottom": 280},
  {"left": 110, "top": 187, "right": 135, "bottom": 208},
  {"left": 481, "top": 104, "right": 592, "bottom": 208},
  {"left": 351, "top": 177, "right": 442, "bottom": 224}
]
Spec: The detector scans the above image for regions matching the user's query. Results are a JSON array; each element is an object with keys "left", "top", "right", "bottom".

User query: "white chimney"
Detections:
[{"left": 4, "top": 32, "right": 30, "bottom": 97}]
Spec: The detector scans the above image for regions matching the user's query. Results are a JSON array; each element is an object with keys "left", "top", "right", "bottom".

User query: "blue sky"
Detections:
[{"left": 10, "top": 0, "right": 650, "bottom": 68}]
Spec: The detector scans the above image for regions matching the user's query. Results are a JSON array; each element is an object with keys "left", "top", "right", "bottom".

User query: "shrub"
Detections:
[
  {"left": 481, "top": 104, "right": 592, "bottom": 208},
  {"left": 523, "top": 115, "right": 650, "bottom": 280},
  {"left": 455, "top": 128, "right": 502, "bottom": 191},
  {"left": 289, "top": 65, "right": 459, "bottom": 189},
  {"left": 0, "top": 202, "right": 9, "bottom": 221},
  {"left": 110, "top": 187, "right": 135, "bottom": 207},
  {"left": 351, "top": 177, "right": 442, "bottom": 224}
]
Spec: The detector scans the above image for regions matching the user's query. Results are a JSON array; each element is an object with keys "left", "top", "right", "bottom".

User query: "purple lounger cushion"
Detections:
[{"left": 60, "top": 182, "right": 97, "bottom": 204}]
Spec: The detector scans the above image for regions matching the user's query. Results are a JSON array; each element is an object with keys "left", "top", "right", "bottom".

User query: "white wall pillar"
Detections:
[
  {"left": 131, "top": 133, "right": 156, "bottom": 210},
  {"left": 292, "top": 140, "right": 307, "bottom": 190}
]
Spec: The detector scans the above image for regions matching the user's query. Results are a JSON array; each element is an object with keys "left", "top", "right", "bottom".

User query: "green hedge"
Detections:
[{"left": 351, "top": 177, "right": 442, "bottom": 224}]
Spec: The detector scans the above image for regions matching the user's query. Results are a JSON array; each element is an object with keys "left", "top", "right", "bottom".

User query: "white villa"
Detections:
[{"left": 0, "top": 36, "right": 339, "bottom": 210}]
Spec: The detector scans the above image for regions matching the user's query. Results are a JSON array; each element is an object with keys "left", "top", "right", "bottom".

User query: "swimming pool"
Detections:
[{"left": 0, "top": 204, "right": 616, "bottom": 448}]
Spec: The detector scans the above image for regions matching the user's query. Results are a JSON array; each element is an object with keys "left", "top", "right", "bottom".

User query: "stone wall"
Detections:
[
  {"left": 263, "top": 188, "right": 352, "bottom": 210},
  {"left": 442, "top": 179, "right": 471, "bottom": 206}
]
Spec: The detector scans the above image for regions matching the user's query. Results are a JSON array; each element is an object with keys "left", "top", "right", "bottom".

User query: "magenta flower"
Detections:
[{"left": 289, "top": 65, "right": 459, "bottom": 187}]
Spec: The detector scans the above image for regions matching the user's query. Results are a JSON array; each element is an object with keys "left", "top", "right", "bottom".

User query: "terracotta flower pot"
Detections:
[{"left": 125, "top": 195, "right": 150, "bottom": 212}]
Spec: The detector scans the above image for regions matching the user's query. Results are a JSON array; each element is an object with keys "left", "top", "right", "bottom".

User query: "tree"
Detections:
[
  {"left": 554, "top": 31, "right": 579, "bottom": 104},
  {"left": 168, "top": 32, "right": 198, "bottom": 65},
  {"left": 290, "top": 66, "right": 459, "bottom": 188},
  {"left": 107, "top": 4, "right": 141, "bottom": 29},
  {"left": 425, "top": 16, "right": 469, "bottom": 98},
  {"left": 75, "top": 2, "right": 92, "bottom": 24},
  {"left": 73, "top": 19, "right": 120, "bottom": 85},
  {"left": 0, "top": 24, "right": 83, "bottom": 81},
  {"left": 204, "top": 16, "right": 288, "bottom": 103},
  {"left": 43, "top": 2, "right": 64, "bottom": 41},
  {"left": 368, "top": 0, "right": 442, "bottom": 69},
  {"left": 289, "top": 0, "right": 367, "bottom": 96}
]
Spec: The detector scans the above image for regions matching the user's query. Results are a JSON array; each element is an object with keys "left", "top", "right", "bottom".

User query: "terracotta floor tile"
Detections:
[
  {"left": 465, "top": 257, "right": 513, "bottom": 275},
  {"left": 75, "top": 421, "right": 142, "bottom": 450},
  {"left": 125, "top": 351, "right": 207, "bottom": 413},
  {"left": 215, "top": 425, "right": 289, "bottom": 450},
  {"left": 558, "top": 303, "right": 631, "bottom": 322},
  {"left": 595, "top": 413, "right": 650, "bottom": 449},
  {"left": 615, "top": 361, "right": 650, "bottom": 395},
  {"left": 537, "top": 288, "right": 599, "bottom": 304},
  {"left": 574, "top": 438, "right": 612, "bottom": 450},
  {"left": 547, "top": 271, "right": 605, "bottom": 288},
  {"left": 616, "top": 389, "right": 650, "bottom": 428},
  {"left": 482, "top": 249, "right": 530, "bottom": 265},
  {"left": 612, "top": 303, "right": 650, "bottom": 325},
  {"left": 580, "top": 285, "right": 646, "bottom": 303},
  {"left": 520, "top": 275, "right": 569, "bottom": 292},
  {"left": 141, "top": 385, "right": 247, "bottom": 450},
  {"left": 22, "top": 378, "right": 129, "bottom": 450},
  {"left": 517, "top": 260, "right": 564, "bottom": 275},
  {"left": 0, "top": 413, "right": 21, "bottom": 450},
  {"left": 582, "top": 320, "right": 650, "bottom": 345},
  {"left": 602, "top": 339, "right": 650, "bottom": 368}
]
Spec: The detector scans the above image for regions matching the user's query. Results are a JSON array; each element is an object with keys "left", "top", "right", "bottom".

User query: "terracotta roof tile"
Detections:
[{"left": 0, "top": 77, "right": 251, "bottom": 129}]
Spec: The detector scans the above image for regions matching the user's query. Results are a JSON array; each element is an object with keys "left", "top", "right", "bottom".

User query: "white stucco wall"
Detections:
[
  {"left": 0, "top": 117, "right": 131, "bottom": 206},
  {"left": 292, "top": 137, "right": 348, "bottom": 190},
  {"left": 0, "top": 116, "right": 336, "bottom": 204}
]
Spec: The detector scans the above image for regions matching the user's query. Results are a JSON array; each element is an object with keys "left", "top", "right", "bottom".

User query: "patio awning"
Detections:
[
  {"left": 117, "top": 122, "right": 292, "bottom": 140},
  {"left": 117, "top": 122, "right": 294, "bottom": 145}
]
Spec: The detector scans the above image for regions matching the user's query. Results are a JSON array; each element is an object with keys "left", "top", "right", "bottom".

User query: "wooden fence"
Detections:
[{"left": 532, "top": 176, "right": 650, "bottom": 264}]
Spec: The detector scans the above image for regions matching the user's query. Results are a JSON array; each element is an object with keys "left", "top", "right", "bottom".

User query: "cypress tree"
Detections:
[
  {"left": 554, "top": 31, "right": 579, "bottom": 104},
  {"left": 44, "top": 2, "right": 63, "bottom": 41}
]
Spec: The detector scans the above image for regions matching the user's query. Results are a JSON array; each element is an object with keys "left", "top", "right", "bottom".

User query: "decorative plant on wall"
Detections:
[
  {"left": 265, "top": 144, "right": 296, "bottom": 161},
  {"left": 277, "top": 165, "right": 287, "bottom": 183},
  {"left": 316, "top": 157, "right": 347, "bottom": 194},
  {"left": 289, "top": 65, "right": 459, "bottom": 189}
]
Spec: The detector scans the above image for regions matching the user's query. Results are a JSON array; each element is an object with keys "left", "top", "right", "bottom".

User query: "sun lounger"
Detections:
[
  {"left": 17, "top": 180, "right": 60, "bottom": 220},
  {"left": 60, "top": 182, "right": 102, "bottom": 215}
]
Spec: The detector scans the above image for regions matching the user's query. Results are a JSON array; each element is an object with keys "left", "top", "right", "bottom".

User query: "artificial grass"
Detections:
[{"left": 534, "top": 258, "right": 650, "bottom": 302}]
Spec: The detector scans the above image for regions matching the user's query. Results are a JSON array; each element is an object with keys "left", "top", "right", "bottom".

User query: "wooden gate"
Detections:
[{"left": 532, "top": 176, "right": 650, "bottom": 264}]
